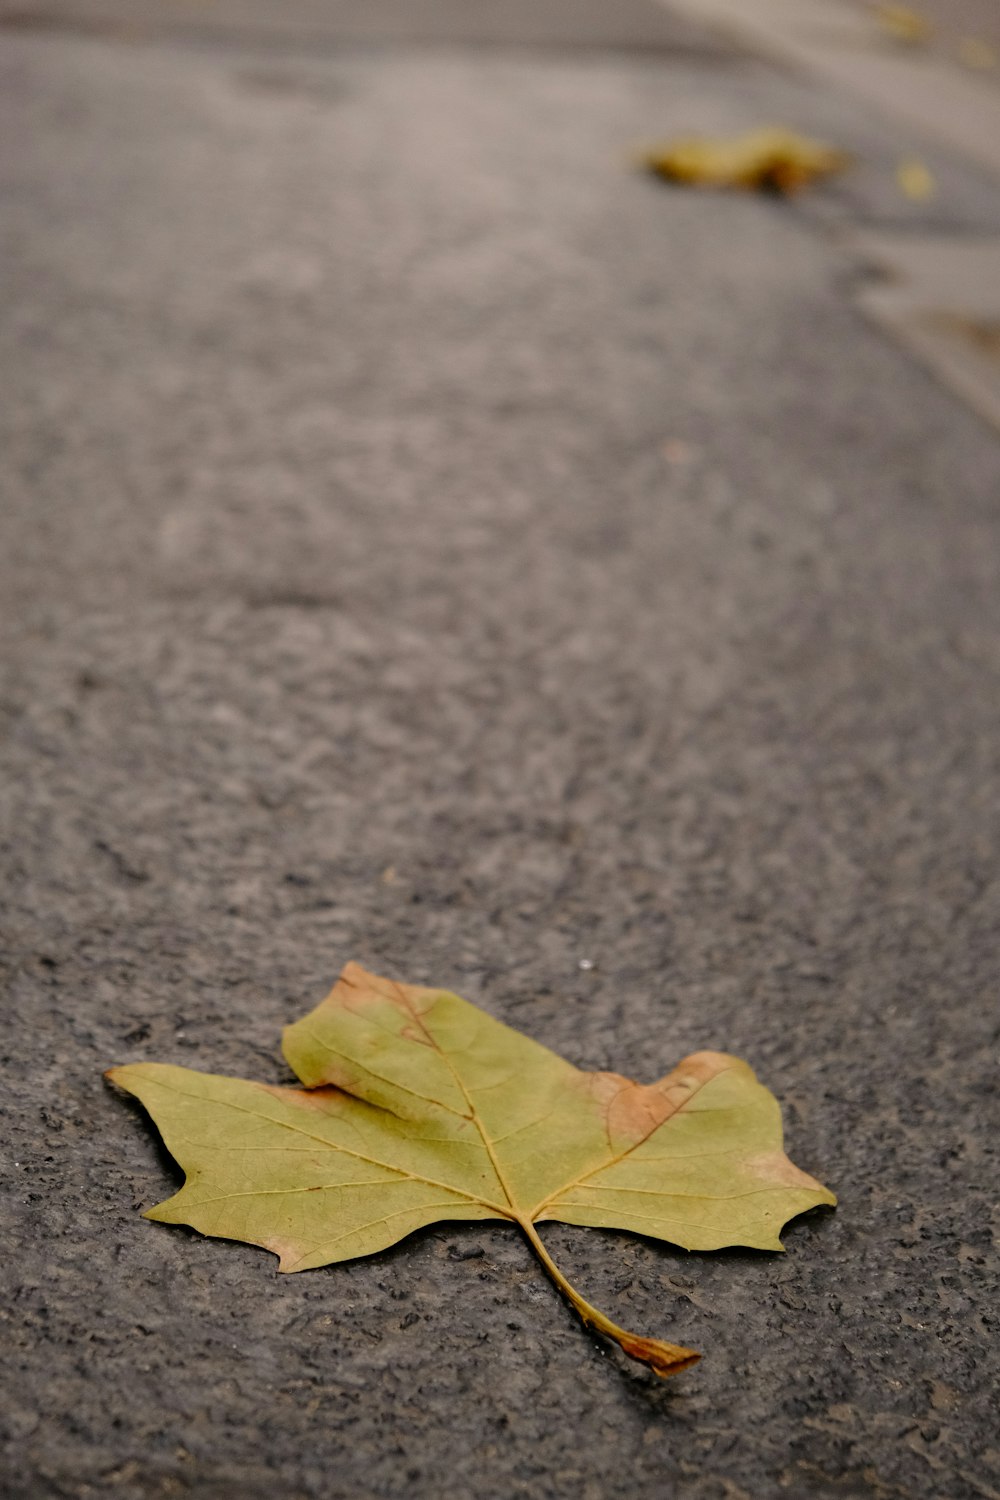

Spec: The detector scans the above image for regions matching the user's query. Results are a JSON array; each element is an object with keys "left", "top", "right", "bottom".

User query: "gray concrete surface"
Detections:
[
  {"left": 1, "top": 3, "right": 999, "bottom": 1498},
  {"left": 0, "top": 0, "right": 728, "bottom": 52}
]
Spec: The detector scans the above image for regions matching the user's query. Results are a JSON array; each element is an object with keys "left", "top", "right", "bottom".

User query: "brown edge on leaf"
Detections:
[
  {"left": 327, "top": 961, "right": 440, "bottom": 1018},
  {"left": 582, "top": 1049, "right": 749, "bottom": 1151}
]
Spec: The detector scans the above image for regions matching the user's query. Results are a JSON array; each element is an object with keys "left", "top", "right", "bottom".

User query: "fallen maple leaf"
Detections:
[
  {"left": 107, "top": 963, "right": 835, "bottom": 1378},
  {"left": 642, "top": 128, "right": 849, "bottom": 195}
]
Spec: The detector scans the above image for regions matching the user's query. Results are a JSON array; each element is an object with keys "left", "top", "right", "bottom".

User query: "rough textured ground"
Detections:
[{"left": 1, "top": 3, "right": 999, "bottom": 1497}]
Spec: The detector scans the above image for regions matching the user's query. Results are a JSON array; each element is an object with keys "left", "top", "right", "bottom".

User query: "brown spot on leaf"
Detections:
[
  {"left": 255, "top": 1082, "right": 347, "bottom": 1115},
  {"left": 583, "top": 1071, "right": 682, "bottom": 1151},
  {"left": 658, "top": 1049, "right": 751, "bottom": 1091},
  {"left": 584, "top": 1051, "right": 748, "bottom": 1150},
  {"left": 607, "top": 1079, "right": 675, "bottom": 1147},
  {"left": 326, "top": 962, "right": 439, "bottom": 1022}
]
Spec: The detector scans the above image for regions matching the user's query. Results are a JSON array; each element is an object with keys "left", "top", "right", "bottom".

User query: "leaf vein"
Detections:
[
  {"left": 528, "top": 1064, "right": 743, "bottom": 1219},
  {"left": 553, "top": 1183, "right": 820, "bottom": 1203},
  {"left": 139, "top": 1075, "right": 510, "bottom": 1217},
  {"left": 185, "top": 1179, "right": 460, "bottom": 1206}
]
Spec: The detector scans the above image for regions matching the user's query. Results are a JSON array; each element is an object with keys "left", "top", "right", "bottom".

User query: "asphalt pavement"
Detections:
[{"left": 1, "top": 2, "right": 999, "bottom": 1497}]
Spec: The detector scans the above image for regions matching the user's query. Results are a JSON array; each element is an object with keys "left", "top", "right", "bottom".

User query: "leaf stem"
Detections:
[{"left": 517, "top": 1218, "right": 700, "bottom": 1379}]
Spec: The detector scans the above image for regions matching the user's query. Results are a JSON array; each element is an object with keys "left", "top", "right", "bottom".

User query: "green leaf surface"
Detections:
[{"left": 108, "top": 963, "right": 835, "bottom": 1377}]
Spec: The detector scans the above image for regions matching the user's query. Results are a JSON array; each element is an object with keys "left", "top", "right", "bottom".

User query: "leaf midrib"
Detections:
[{"left": 385, "top": 982, "right": 526, "bottom": 1223}]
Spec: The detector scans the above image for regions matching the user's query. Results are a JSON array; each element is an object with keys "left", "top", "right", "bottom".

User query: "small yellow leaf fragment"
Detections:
[
  {"left": 897, "top": 159, "right": 936, "bottom": 200},
  {"left": 642, "top": 128, "right": 849, "bottom": 196},
  {"left": 957, "top": 37, "right": 997, "bottom": 71},
  {"left": 874, "top": 4, "right": 932, "bottom": 44}
]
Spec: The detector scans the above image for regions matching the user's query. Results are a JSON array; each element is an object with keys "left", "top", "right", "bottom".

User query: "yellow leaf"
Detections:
[
  {"left": 643, "top": 128, "right": 849, "bottom": 195},
  {"left": 897, "top": 159, "right": 936, "bottom": 200},
  {"left": 108, "top": 962, "right": 835, "bottom": 1379},
  {"left": 874, "top": 4, "right": 932, "bottom": 44}
]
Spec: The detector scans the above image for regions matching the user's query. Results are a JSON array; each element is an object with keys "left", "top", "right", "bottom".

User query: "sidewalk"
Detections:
[{"left": 2, "top": 4, "right": 998, "bottom": 1498}]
